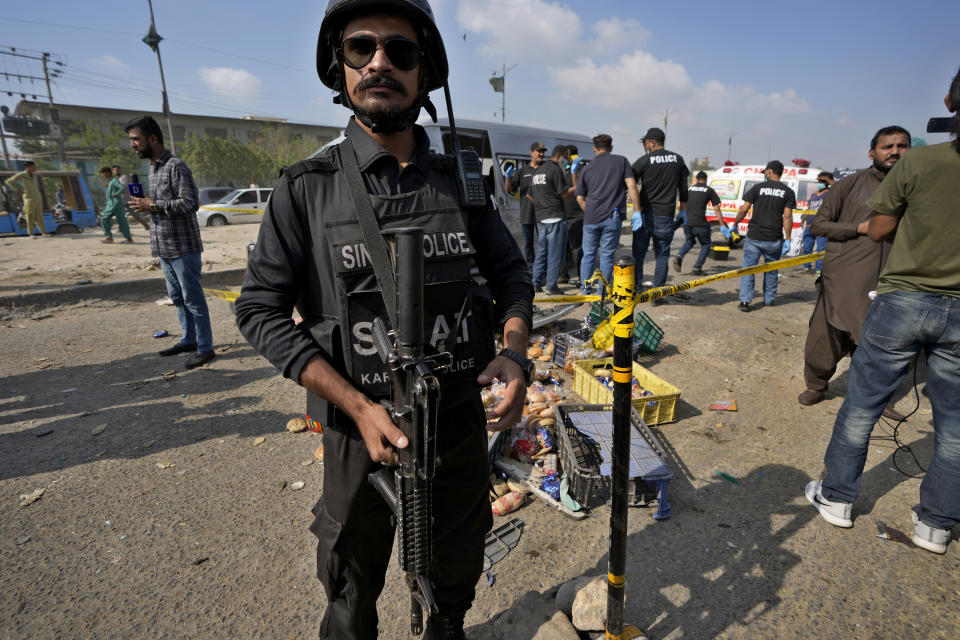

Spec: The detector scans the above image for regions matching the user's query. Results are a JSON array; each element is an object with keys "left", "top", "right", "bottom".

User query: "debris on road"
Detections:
[
  {"left": 253, "top": 436, "right": 265, "bottom": 446},
  {"left": 19, "top": 488, "right": 45, "bottom": 506},
  {"left": 286, "top": 417, "right": 307, "bottom": 433},
  {"left": 91, "top": 424, "right": 107, "bottom": 436}
]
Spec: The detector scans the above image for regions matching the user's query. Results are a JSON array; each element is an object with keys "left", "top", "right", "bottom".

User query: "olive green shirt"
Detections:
[
  {"left": 4, "top": 170, "right": 42, "bottom": 202},
  {"left": 867, "top": 142, "right": 960, "bottom": 297}
]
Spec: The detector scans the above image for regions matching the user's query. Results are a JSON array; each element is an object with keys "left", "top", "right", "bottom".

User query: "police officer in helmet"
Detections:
[{"left": 235, "top": 1, "right": 534, "bottom": 638}]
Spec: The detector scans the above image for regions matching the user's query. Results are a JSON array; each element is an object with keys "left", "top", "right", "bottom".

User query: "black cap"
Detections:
[
  {"left": 641, "top": 127, "right": 665, "bottom": 143},
  {"left": 762, "top": 160, "right": 784, "bottom": 176},
  {"left": 530, "top": 141, "right": 546, "bottom": 151}
]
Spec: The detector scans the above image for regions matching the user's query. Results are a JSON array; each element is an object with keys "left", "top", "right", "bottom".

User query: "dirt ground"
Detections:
[{"left": 1, "top": 224, "right": 958, "bottom": 640}]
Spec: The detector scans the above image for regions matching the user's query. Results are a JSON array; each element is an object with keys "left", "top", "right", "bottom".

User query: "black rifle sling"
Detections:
[{"left": 338, "top": 138, "right": 399, "bottom": 330}]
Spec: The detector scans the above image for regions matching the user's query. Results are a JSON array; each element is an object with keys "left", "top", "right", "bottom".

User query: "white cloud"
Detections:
[
  {"left": 551, "top": 50, "right": 810, "bottom": 119},
  {"left": 458, "top": 0, "right": 810, "bottom": 124},
  {"left": 89, "top": 54, "right": 130, "bottom": 72},
  {"left": 589, "top": 19, "right": 651, "bottom": 57},
  {"left": 199, "top": 67, "right": 263, "bottom": 101},
  {"left": 457, "top": 0, "right": 583, "bottom": 64}
]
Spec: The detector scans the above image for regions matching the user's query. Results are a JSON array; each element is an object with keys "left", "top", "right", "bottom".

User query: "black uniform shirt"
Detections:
[
  {"left": 742, "top": 179, "right": 797, "bottom": 242},
  {"left": 531, "top": 159, "right": 567, "bottom": 221},
  {"left": 685, "top": 184, "right": 721, "bottom": 227},
  {"left": 235, "top": 117, "right": 534, "bottom": 384},
  {"left": 511, "top": 163, "right": 538, "bottom": 225},
  {"left": 631, "top": 148, "right": 689, "bottom": 216}
]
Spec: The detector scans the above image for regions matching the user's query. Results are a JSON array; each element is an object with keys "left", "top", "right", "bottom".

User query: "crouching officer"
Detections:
[{"left": 234, "top": 1, "right": 534, "bottom": 638}]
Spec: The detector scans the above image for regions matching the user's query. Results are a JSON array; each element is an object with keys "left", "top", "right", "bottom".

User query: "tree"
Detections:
[{"left": 179, "top": 126, "right": 320, "bottom": 188}]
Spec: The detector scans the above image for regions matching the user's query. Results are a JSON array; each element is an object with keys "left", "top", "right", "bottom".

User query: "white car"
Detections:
[{"left": 196, "top": 188, "right": 272, "bottom": 226}]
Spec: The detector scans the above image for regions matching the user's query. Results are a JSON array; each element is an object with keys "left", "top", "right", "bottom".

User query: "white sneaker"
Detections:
[
  {"left": 805, "top": 480, "right": 853, "bottom": 528},
  {"left": 912, "top": 511, "right": 950, "bottom": 554}
]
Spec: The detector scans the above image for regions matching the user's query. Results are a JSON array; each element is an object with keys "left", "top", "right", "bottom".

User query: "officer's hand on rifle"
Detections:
[
  {"left": 356, "top": 401, "right": 409, "bottom": 463},
  {"left": 477, "top": 358, "right": 526, "bottom": 433}
]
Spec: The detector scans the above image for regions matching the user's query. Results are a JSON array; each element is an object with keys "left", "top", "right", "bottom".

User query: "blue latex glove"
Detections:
[
  {"left": 781, "top": 239, "right": 791, "bottom": 257},
  {"left": 720, "top": 226, "right": 732, "bottom": 240},
  {"left": 504, "top": 165, "right": 516, "bottom": 179},
  {"left": 676, "top": 209, "right": 687, "bottom": 226},
  {"left": 570, "top": 156, "right": 582, "bottom": 174},
  {"left": 631, "top": 210, "right": 643, "bottom": 232}
]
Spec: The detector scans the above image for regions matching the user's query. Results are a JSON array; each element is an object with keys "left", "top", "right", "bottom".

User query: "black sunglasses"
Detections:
[{"left": 339, "top": 35, "right": 421, "bottom": 71}]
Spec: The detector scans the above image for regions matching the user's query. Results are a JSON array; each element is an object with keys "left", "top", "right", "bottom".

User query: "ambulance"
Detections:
[{"left": 704, "top": 163, "right": 826, "bottom": 234}]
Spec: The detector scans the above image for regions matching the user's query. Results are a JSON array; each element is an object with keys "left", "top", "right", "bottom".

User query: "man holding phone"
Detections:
[{"left": 126, "top": 115, "right": 215, "bottom": 370}]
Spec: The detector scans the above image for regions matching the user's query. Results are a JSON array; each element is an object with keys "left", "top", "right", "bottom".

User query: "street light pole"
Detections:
[{"left": 144, "top": 0, "right": 176, "bottom": 155}]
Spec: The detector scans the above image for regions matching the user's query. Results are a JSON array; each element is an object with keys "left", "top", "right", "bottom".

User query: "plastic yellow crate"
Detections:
[{"left": 572, "top": 358, "right": 681, "bottom": 425}]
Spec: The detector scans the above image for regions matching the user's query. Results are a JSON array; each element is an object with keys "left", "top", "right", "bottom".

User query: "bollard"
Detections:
[{"left": 606, "top": 254, "right": 636, "bottom": 639}]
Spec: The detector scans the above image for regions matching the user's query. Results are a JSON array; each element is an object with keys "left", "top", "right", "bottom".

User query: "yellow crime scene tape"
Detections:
[
  {"left": 203, "top": 287, "right": 240, "bottom": 302},
  {"left": 198, "top": 207, "right": 263, "bottom": 215},
  {"left": 535, "top": 251, "right": 826, "bottom": 349}
]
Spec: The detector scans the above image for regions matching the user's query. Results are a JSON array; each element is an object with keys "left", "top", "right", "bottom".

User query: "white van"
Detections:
[
  {"left": 420, "top": 118, "right": 593, "bottom": 242},
  {"left": 704, "top": 164, "right": 825, "bottom": 233}
]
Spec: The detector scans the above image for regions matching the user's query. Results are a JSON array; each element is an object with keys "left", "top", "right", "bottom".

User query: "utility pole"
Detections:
[
  {"left": 0, "top": 48, "right": 66, "bottom": 167},
  {"left": 41, "top": 53, "right": 66, "bottom": 169},
  {"left": 0, "top": 106, "right": 12, "bottom": 169},
  {"left": 727, "top": 130, "right": 737, "bottom": 163},
  {"left": 143, "top": 0, "right": 177, "bottom": 155}
]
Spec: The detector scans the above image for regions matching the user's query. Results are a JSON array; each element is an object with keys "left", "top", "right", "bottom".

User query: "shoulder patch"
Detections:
[{"left": 283, "top": 153, "right": 339, "bottom": 180}]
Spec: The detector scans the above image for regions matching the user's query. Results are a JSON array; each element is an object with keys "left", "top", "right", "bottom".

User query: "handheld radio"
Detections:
[
  {"left": 127, "top": 183, "right": 145, "bottom": 198},
  {"left": 442, "top": 84, "right": 486, "bottom": 208}
]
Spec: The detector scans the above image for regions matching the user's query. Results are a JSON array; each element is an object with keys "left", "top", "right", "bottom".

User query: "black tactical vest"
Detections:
[{"left": 283, "top": 141, "right": 495, "bottom": 427}]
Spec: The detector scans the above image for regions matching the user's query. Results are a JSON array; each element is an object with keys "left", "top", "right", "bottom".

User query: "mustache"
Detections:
[{"left": 355, "top": 74, "right": 407, "bottom": 96}]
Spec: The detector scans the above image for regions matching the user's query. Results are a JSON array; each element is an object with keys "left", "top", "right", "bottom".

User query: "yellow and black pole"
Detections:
[{"left": 606, "top": 255, "right": 645, "bottom": 640}]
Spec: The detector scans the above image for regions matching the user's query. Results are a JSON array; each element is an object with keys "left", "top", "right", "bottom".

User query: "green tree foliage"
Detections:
[{"left": 180, "top": 125, "right": 319, "bottom": 188}]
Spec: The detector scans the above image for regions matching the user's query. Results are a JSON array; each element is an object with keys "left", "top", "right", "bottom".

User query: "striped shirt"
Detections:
[{"left": 148, "top": 150, "right": 203, "bottom": 258}]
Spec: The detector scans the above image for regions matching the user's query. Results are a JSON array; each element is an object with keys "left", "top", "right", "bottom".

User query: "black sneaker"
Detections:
[
  {"left": 738, "top": 302, "right": 751, "bottom": 312},
  {"left": 690, "top": 268, "right": 706, "bottom": 276},
  {"left": 672, "top": 257, "right": 682, "bottom": 272},
  {"left": 545, "top": 287, "right": 565, "bottom": 295},
  {"left": 185, "top": 350, "right": 216, "bottom": 369},
  {"left": 159, "top": 342, "right": 197, "bottom": 356}
]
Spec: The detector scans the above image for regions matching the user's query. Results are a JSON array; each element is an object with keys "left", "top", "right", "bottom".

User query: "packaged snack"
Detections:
[{"left": 491, "top": 491, "right": 525, "bottom": 516}]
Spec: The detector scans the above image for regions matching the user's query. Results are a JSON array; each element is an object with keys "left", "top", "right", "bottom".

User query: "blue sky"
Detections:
[{"left": 2, "top": 0, "right": 956, "bottom": 169}]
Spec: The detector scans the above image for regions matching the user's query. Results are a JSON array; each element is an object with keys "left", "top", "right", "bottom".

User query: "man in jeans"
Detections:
[
  {"left": 126, "top": 115, "right": 215, "bottom": 369},
  {"left": 730, "top": 160, "right": 796, "bottom": 311},
  {"left": 530, "top": 145, "right": 574, "bottom": 294},
  {"left": 575, "top": 134, "right": 639, "bottom": 293},
  {"left": 674, "top": 171, "right": 725, "bottom": 276},
  {"left": 504, "top": 141, "right": 545, "bottom": 267},
  {"left": 806, "top": 69, "right": 960, "bottom": 554},
  {"left": 630, "top": 127, "right": 688, "bottom": 299}
]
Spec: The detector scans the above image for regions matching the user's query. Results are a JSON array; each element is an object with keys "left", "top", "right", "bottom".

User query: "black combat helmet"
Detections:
[{"left": 316, "top": 0, "right": 447, "bottom": 131}]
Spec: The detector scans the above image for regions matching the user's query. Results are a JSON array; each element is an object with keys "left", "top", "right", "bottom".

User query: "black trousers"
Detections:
[
  {"left": 310, "top": 394, "right": 492, "bottom": 639},
  {"left": 562, "top": 218, "right": 584, "bottom": 280}
]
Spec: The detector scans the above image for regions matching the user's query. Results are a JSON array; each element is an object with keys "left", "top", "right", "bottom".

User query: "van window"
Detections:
[
  {"left": 742, "top": 180, "right": 762, "bottom": 198},
  {"left": 710, "top": 179, "right": 741, "bottom": 200},
  {"left": 795, "top": 180, "right": 820, "bottom": 205},
  {"left": 499, "top": 156, "right": 529, "bottom": 194},
  {"left": 442, "top": 129, "right": 494, "bottom": 194},
  {"left": 258, "top": 189, "right": 272, "bottom": 204}
]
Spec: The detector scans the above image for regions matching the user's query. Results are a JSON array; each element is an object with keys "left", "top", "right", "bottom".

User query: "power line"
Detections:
[{"left": 0, "top": 18, "right": 310, "bottom": 73}]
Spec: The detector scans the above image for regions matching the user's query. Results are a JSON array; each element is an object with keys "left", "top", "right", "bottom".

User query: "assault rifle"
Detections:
[{"left": 367, "top": 228, "right": 452, "bottom": 636}]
